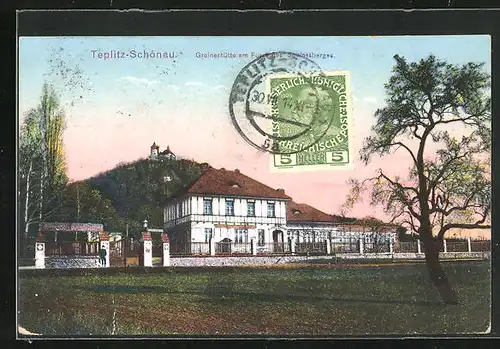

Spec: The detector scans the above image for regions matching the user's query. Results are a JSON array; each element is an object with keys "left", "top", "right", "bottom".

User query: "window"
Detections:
[
  {"left": 204, "top": 228, "right": 213, "bottom": 243},
  {"left": 203, "top": 199, "right": 212, "bottom": 215},
  {"left": 258, "top": 229, "right": 265, "bottom": 246},
  {"left": 247, "top": 201, "right": 255, "bottom": 217},
  {"left": 267, "top": 202, "right": 275, "bottom": 218},
  {"left": 177, "top": 203, "right": 182, "bottom": 217},
  {"left": 235, "top": 229, "right": 248, "bottom": 243},
  {"left": 226, "top": 200, "right": 234, "bottom": 216}
]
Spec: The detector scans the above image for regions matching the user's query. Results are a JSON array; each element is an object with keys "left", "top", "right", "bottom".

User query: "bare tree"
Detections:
[{"left": 343, "top": 55, "right": 491, "bottom": 304}]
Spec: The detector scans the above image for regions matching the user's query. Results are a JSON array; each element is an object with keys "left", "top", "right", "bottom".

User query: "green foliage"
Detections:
[
  {"left": 19, "top": 82, "right": 69, "bottom": 241},
  {"left": 344, "top": 55, "right": 491, "bottom": 240},
  {"left": 53, "top": 157, "right": 206, "bottom": 234}
]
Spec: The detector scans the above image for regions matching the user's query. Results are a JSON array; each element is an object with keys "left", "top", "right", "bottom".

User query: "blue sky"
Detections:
[
  {"left": 19, "top": 35, "right": 491, "bottom": 116},
  {"left": 17, "top": 35, "right": 491, "bottom": 218}
]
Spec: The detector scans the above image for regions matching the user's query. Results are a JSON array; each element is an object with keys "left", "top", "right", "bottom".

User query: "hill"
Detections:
[{"left": 51, "top": 157, "right": 207, "bottom": 236}]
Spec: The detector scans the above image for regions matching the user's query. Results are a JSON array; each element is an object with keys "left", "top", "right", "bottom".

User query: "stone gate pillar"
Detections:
[
  {"left": 161, "top": 233, "right": 170, "bottom": 267},
  {"left": 142, "top": 231, "right": 153, "bottom": 267},
  {"left": 99, "top": 232, "right": 110, "bottom": 267},
  {"left": 209, "top": 238, "right": 216, "bottom": 256},
  {"left": 34, "top": 232, "right": 45, "bottom": 268},
  {"left": 35, "top": 242, "right": 45, "bottom": 269}
]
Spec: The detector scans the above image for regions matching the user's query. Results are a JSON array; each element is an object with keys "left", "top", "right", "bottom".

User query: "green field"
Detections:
[{"left": 18, "top": 261, "right": 490, "bottom": 336}]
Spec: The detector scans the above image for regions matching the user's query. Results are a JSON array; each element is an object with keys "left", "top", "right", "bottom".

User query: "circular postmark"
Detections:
[{"left": 229, "top": 51, "right": 336, "bottom": 155}]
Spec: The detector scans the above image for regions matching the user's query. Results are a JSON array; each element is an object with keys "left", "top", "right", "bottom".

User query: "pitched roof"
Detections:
[
  {"left": 287, "top": 201, "right": 341, "bottom": 223},
  {"left": 160, "top": 146, "right": 175, "bottom": 156},
  {"left": 179, "top": 167, "right": 292, "bottom": 200}
]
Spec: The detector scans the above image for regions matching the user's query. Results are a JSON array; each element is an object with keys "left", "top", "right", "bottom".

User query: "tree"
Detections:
[
  {"left": 343, "top": 55, "right": 491, "bottom": 304},
  {"left": 19, "top": 82, "right": 68, "bottom": 247}
]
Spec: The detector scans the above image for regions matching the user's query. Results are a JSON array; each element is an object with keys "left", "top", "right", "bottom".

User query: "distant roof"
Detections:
[
  {"left": 175, "top": 167, "right": 292, "bottom": 200},
  {"left": 151, "top": 142, "right": 159, "bottom": 149},
  {"left": 287, "top": 201, "right": 341, "bottom": 223},
  {"left": 160, "top": 146, "right": 175, "bottom": 156},
  {"left": 39, "top": 222, "right": 104, "bottom": 232}
]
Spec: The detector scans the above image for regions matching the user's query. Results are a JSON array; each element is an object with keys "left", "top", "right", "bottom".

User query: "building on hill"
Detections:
[
  {"left": 149, "top": 142, "right": 176, "bottom": 161},
  {"left": 164, "top": 167, "right": 397, "bottom": 251}
]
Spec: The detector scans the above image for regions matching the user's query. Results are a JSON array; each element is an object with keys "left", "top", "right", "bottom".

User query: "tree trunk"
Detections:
[
  {"left": 38, "top": 167, "right": 44, "bottom": 225},
  {"left": 23, "top": 159, "right": 33, "bottom": 242},
  {"left": 422, "top": 236, "right": 459, "bottom": 304}
]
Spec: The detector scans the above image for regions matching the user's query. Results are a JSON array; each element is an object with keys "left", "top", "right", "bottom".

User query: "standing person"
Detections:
[{"left": 99, "top": 246, "right": 107, "bottom": 266}]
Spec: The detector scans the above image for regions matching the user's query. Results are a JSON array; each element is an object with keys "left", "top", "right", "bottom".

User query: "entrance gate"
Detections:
[{"left": 109, "top": 240, "right": 124, "bottom": 267}]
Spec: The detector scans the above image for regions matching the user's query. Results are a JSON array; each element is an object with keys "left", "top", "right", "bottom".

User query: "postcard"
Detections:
[{"left": 17, "top": 29, "right": 491, "bottom": 338}]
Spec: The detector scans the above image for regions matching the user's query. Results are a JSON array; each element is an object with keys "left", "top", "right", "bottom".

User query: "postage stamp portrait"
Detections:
[{"left": 268, "top": 71, "right": 352, "bottom": 171}]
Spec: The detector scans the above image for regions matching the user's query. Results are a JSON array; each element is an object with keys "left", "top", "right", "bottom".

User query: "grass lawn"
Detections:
[{"left": 17, "top": 261, "right": 490, "bottom": 336}]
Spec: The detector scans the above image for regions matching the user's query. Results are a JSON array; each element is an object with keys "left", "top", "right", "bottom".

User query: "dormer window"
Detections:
[
  {"left": 293, "top": 209, "right": 301, "bottom": 216},
  {"left": 229, "top": 181, "right": 240, "bottom": 188}
]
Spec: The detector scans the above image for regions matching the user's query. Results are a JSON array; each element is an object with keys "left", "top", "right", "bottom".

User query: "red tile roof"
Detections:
[
  {"left": 181, "top": 167, "right": 292, "bottom": 200},
  {"left": 287, "top": 201, "right": 342, "bottom": 223}
]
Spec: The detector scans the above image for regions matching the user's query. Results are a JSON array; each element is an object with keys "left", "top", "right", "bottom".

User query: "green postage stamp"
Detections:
[{"left": 268, "top": 71, "right": 353, "bottom": 172}]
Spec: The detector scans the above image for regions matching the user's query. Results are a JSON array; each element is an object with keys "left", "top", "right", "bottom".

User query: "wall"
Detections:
[
  {"left": 45, "top": 256, "right": 100, "bottom": 269},
  {"left": 169, "top": 252, "right": 490, "bottom": 267},
  {"left": 39, "top": 251, "right": 490, "bottom": 269}
]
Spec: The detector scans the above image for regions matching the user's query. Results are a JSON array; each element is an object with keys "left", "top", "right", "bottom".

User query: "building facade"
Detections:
[
  {"left": 164, "top": 168, "right": 291, "bottom": 249},
  {"left": 164, "top": 167, "right": 396, "bottom": 252}
]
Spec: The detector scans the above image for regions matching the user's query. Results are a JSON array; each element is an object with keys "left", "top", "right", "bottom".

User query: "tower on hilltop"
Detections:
[
  {"left": 149, "top": 142, "right": 160, "bottom": 160},
  {"left": 149, "top": 142, "right": 176, "bottom": 162}
]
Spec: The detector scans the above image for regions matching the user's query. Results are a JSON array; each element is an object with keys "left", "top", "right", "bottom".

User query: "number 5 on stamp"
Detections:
[{"left": 268, "top": 71, "right": 354, "bottom": 172}]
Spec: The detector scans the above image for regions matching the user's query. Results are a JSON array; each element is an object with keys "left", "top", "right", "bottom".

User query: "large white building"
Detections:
[
  {"left": 164, "top": 167, "right": 290, "bottom": 248},
  {"left": 164, "top": 167, "right": 397, "bottom": 252}
]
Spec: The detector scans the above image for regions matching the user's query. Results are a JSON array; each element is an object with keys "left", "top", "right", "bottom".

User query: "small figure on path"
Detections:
[{"left": 99, "top": 247, "right": 107, "bottom": 266}]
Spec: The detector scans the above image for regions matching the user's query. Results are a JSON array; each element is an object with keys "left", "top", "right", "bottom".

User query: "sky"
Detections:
[{"left": 18, "top": 35, "right": 491, "bottom": 223}]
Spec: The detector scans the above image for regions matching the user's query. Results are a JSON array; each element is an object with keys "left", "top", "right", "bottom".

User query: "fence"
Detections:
[
  {"left": 364, "top": 241, "right": 390, "bottom": 253},
  {"left": 43, "top": 238, "right": 491, "bottom": 259},
  {"left": 257, "top": 242, "right": 291, "bottom": 255},
  {"left": 394, "top": 241, "right": 418, "bottom": 253},
  {"left": 445, "top": 240, "right": 469, "bottom": 252},
  {"left": 45, "top": 241, "right": 99, "bottom": 256},
  {"left": 190, "top": 242, "right": 211, "bottom": 255},
  {"left": 295, "top": 242, "right": 326, "bottom": 254},
  {"left": 394, "top": 238, "right": 491, "bottom": 254},
  {"left": 331, "top": 240, "right": 359, "bottom": 253},
  {"left": 215, "top": 242, "right": 252, "bottom": 255},
  {"left": 471, "top": 240, "right": 491, "bottom": 252}
]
